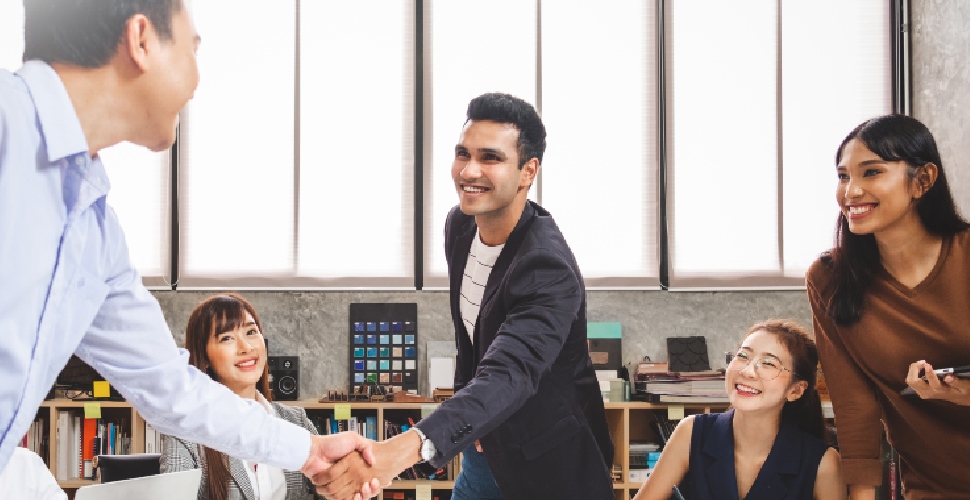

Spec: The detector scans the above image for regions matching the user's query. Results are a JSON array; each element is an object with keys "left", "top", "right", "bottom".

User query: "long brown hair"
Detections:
[
  {"left": 745, "top": 320, "right": 825, "bottom": 440},
  {"left": 184, "top": 293, "right": 272, "bottom": 500}
]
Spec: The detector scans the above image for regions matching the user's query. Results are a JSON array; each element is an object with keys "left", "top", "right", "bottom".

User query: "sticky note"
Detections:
[
  {"left": 415, "top": 484, "right": 432, "bottom": 500},
  {"left": 667, "top": 405, "right": 685, "bottom": 420},
  {"left": 420, "top": 404, "right": 437, "bottom": 419},
  {"left": 83, "top": 402, "right": 101, "bottom": 419},
  {"left": 93, "top": 381, "right": 110, "bottom": 398},
  {"left": 334, "top": 404, "right": 351, "bottom": 421}
]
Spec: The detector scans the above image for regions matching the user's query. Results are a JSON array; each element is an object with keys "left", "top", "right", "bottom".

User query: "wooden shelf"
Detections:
[{"left": 36, "top": 398, "right": 727, "bottom": 498}]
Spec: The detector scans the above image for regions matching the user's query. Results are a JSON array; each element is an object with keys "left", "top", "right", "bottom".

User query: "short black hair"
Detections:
[
  {"left": 466, "top": 92, "right": 546, "bottom": 169},
  {"left": 23, "top": 0, "right": 182, "bottom": 68}
]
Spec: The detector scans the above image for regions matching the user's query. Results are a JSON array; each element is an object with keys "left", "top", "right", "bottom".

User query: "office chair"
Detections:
[{"left": 95, "top": 453, "right": 161, "bottom": 483}]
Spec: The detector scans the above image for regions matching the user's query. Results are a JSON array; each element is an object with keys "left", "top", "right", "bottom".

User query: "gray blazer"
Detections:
[{"left": 159, "top": 402, "right": 321, "bottom": 500}]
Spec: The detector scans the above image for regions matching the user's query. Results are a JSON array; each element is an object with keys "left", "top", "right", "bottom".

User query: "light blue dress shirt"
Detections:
[{"left": 0, "top": 61, "right": 311, "bottom": 474}]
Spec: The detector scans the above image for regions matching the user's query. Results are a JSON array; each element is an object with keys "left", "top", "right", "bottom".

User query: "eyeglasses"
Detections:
[{"left": 728, "top": 352, "right": 792, "bottom": 381}]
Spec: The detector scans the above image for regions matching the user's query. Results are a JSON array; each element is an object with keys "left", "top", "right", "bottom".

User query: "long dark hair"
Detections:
[
  {"left": 746, "top": 320, "right": 826, "bottom": 440},
  {"left": 824, "top": 114, "right": 969, "bottom": 325},
  {"left": 184, "top": 293, "right": 271, "bottom": 500}
]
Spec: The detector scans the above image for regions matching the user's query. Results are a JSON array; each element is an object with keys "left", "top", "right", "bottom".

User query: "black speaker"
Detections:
[{"left": 268, "top": 356, "right": 299, "bottom": 401}]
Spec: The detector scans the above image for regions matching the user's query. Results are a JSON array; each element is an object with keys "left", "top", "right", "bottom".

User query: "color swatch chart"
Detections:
[{"left": 348, "top": 302, "right": 418, "bottom": 393}]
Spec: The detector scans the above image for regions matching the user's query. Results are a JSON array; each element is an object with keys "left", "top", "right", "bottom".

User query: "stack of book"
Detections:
[
  {"left": 634, "top": 362, "right": 729, "bottom": 404},
  {"left": 628, "top": 441, "right": 661, "bottom": 482}
]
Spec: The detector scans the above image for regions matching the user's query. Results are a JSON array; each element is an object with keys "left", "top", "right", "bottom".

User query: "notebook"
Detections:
[{"left": 74, "top": 469, "right": 201, "bottom": 500}]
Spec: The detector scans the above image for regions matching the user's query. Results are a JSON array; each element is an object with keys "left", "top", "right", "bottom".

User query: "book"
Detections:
[
  {"left": 639, "top": 392, "right": 731, "bottom": 405},
  {"left": 71, "top": 414, "right": 80, "bottom": 479},
  {"left": 83, "top": 418, "right": 97, "bottom": 479},
  {"left": 365, "top": 416, "right": 378, "bottom": 440}
]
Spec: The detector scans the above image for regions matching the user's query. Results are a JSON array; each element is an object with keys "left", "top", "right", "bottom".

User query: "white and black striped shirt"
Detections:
[{"left": 459, "top": 229, "right": 504, "bottom": 345}]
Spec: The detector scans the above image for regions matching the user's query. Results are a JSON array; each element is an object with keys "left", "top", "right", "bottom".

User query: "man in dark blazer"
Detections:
[{"left": 316, "top": 93, "right": 614, "bottom": 500}]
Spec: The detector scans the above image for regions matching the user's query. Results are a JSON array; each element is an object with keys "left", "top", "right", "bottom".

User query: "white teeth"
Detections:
[
  {"left": 735, "top": 384, "right": 761, "bottom": 395},
  {"left": 237, "top": 360, "right": 256, "bottom": 368},
  {"left": 848, "top": 205, "right": 872, "bottom": 215},
  {"left": 463, "top": 186, "right": 487, "bottom": 193}
]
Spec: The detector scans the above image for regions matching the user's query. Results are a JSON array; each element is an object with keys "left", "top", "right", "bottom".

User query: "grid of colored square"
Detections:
[{"left": 349, "top": 303, "right": 418, "bottom": 393}]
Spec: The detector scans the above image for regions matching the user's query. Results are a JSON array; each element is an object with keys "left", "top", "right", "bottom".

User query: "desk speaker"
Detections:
[{"left": 268, "top": 356, "right": 299, "bottom": 401}]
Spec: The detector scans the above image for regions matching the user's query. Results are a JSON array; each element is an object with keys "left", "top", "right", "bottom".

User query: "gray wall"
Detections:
[
  {"left": 152, "top": 289, "right": 813, "bottom": 398},
  {"left": 151, "top": 0, "right": 970, "bottom": 400},
  {"left": 912, "top": 0, "right": 970, "bottom": 217}
]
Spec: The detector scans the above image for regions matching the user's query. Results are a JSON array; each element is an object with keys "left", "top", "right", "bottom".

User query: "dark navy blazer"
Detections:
[
  {"left": 686, "top": 410, "right": 829, "bottom": 500},
  {"left": 416, "top": 201, "right": 614, "bottom": 500}
]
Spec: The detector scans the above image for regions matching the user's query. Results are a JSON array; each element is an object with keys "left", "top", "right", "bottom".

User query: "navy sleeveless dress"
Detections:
[{"left": 683, "top": 410, "right": 829, "bottom": 500}]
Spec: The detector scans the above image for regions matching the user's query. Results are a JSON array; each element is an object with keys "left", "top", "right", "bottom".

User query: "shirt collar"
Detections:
[{"left": 17, "top": 60, "right": 89, "bottom": 163}]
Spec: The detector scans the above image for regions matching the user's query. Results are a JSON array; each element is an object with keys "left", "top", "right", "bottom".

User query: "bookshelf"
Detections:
[
  {"left": 36, "top": 399, "right": 145, "bottom": 491},
  {"left": 33, "top": 399, "right": 729, "bottom": 499}
]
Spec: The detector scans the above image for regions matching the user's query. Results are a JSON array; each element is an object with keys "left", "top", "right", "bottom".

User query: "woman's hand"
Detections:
[{"left": 905, "top": 360, "right": 970, "bottom": 405}]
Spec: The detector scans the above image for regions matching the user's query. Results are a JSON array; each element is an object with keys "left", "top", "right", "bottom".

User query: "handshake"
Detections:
[{"left": 300, "top": 429, "right": 426, "bottom": 500}]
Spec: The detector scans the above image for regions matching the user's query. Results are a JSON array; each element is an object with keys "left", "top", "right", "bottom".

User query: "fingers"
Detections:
[
  {"left": 475, "top": 439, "right": 483, "bottom": 453},
  {"left": 315, "top": 453, "right": 369, "bottom": 500},
  {"left": 358, "top": 478, "right": 383, "bottom": 499},
  {"left": 354, "top": 433, "right": 377, "bottom": 466},
  {"left": 312, "top": 451, "right": 351, "bottom": 486}
]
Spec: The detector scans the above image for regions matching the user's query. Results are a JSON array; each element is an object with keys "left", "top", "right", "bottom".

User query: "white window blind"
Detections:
[
  {"left": 667, "top": 0, "right": 891, "bottom": 287},
  {"left": 179, "top": 1, "right": 297, "bottom": 286},
  {"left": 99, "top": 144, "right": 171, "bottom": 287},
  {"left": 0, "top": 1, "right": 23, "bottom": 71},
  {"left": 541, "top": 0, "right": 659, "bottom": 287},
  {"left": 780, "top": 0, "right": 892, "bottom": 276},
  {"left": 424, "top": 0, "right": 538, "bottom": 287},
  {"left": 180, "top": 0, "right": 414, "bottom": 287},
  {"left": 298, "top": 0, "right": 415, "bottom": 286}
]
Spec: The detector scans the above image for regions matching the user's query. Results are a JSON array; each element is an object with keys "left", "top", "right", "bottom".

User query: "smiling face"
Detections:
[
  {"left": 205, "top": 311, "right": 266, "bottom": 398},
  {"left": 836, "top": 138, "right": 926, "bottom": 239},
  {"left": 452, "top": 120, "right": 537, "bottom": 233},
  {"left": 726, "top": 329, "right": 806, "bottom": 412}
]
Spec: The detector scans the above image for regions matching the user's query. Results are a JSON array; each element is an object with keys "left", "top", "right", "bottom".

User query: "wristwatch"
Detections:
[{"left": 412, "top": 427, "right": 436, "bottom": 462}]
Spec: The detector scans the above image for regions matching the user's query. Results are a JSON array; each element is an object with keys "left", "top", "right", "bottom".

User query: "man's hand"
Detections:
[
  {"left": 905, "top": 360, "right": 970, "bottom": 405},
  {"left": 300, "top": 432, "right": 381, "bottom": 498},
  {"left": 314, "top": 429, "right": 424, "bottom": 500}
]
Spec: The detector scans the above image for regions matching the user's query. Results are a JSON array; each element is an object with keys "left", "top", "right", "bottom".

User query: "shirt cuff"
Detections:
[
  {"left": 270, "top": 423, "right": 313, "bottom": 471},
  {"left": 842, "top": 458, "right": 884, "bottom": 486}
]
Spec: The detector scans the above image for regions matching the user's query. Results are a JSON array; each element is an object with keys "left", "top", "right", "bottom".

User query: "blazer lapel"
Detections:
[
  {"left": 448, "top": 210, "right": 477, "bottom": 364},
  {"left": 702, "top": 411, "right": 741, "bottom": 500},
  {"left": 479, "top": 201, "right": 539, "bottom": 311},
  {"left": 228, "top": 457, "right": 256, "bottom": 500}
]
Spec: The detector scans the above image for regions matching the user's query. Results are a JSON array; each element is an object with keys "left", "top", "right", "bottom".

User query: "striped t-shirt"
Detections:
[{"left": 459, "top": 229, "right": 505, "bottom": 345}]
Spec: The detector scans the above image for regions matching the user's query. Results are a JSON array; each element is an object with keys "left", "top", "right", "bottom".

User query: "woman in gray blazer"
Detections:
[{"left": 159, "top": 293, "right": 322, "bottom": 500}]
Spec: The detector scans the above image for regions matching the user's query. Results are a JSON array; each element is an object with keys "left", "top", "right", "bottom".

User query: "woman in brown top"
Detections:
[{"left": 807, "top": 114, "right": 970, "bottom": 499}]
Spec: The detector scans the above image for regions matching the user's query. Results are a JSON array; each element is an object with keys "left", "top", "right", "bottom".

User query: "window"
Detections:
[
  {"left": 423, "top": 0, "right": 538, "bottom": 287},
  {"left": 177, "top": 1, "right": 416, "bottom": 287},
  {"left": 7, "top": 1, "right": 897, "bottom": 289},
  {"left": 423, "top": 0, "right": 659, "bottom": 288},
  {"left": 666, "top": 0, "right": 892, "bottom": 287},
  {"left": 0, "top": 1, "right": 23, "bottom": 72}
]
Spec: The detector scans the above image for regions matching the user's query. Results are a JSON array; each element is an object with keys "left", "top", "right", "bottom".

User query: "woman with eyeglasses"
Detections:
[
  {"left": 159, "top": 294, "right": 323, "bottom": 500},
  {"left": 632, "top": 320, "right": 844, "bottom": 500},
  {"left": 807, "top": 115, "right": 970, "bottom": 499}
]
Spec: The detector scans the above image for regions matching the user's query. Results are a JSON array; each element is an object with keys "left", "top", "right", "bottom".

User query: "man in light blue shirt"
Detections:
[{"left": 0, "top": 1, "right": 378, "bottom": 497}]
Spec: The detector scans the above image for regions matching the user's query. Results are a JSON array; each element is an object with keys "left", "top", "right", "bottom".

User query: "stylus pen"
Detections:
[{"left": 671, "top": 486, "right": 686, "bottom": 500}]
